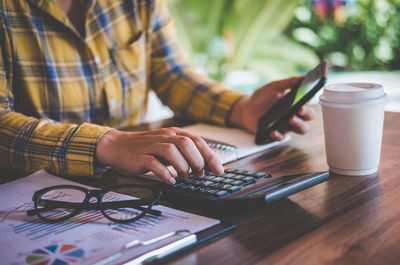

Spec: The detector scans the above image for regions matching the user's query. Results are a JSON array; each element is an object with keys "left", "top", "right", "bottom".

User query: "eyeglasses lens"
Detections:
[
  {"left": 101, "top": 186, "right": 155, "bottom": 222},
  {"left": 37, "top": 188, "right": 87, "bottom": 221}
]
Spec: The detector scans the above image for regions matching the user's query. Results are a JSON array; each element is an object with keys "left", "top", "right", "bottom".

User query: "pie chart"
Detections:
[{"left": 25, "top": 244, "right": 84, "bottom": 265}]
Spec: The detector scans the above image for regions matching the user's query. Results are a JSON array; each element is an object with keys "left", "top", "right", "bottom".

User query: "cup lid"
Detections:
[{"left": 319, "top": 83, "right": 388, "bottom": 107}]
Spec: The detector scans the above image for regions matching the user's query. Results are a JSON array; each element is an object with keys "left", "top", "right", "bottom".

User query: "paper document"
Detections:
[
  {"left": 0, "top": 170, "right": 219, "bottom": 265},
  {"left": 183, "top": 123, "right": 291, "bottom": 164}
]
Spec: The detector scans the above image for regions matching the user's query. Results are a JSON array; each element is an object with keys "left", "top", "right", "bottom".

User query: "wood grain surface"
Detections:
[{"left": 2, "top": 106, "right": 400, "bottom": 265}]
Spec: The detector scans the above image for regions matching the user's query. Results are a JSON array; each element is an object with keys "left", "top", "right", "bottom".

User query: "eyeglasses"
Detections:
[{"left": 27, "top": 184, "right": 162, "bottom": 224}]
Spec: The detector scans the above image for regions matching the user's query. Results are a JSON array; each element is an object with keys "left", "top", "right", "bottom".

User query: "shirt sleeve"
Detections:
[
  {"left": 148, "top": 0, "right": 245, "bottom": 126},
  {"left": 0, "top": 30, "right": 112, "bottom": 178}
]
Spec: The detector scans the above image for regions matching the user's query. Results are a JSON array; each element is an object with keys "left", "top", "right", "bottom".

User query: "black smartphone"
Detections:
[{"left": 255, "top": 60, "right": 328, "bottom": 145}]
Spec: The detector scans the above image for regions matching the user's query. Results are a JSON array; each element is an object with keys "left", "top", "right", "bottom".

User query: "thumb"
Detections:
[
  {"left": 253, "top": 76, "right": 304, "bottom": 101},
  {"left": 267, "top": 76, "right": 304, "bottom": 92}
]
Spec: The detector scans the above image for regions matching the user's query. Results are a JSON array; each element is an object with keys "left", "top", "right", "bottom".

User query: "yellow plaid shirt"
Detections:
[{"left": 0, "top": 0, "right": 244, "bottom": 177}]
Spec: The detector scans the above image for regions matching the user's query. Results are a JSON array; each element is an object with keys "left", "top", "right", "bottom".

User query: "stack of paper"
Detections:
[
  {"left": 0, "top": 170, "right": 220, "bottom": 265},
  {"left": 183, "top": 123, "right": 291, "bottom": 164}
]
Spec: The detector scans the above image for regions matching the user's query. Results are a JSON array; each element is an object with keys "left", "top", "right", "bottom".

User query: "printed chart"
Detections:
[
  {"left": 0, "top": 170, "right": 220, "bottom": 265},
  {"left": 13, "top": 210, "right": 105, "bottom": 241},
  {"left": 11, "top": 209, "right": 170, "bottom": 241},
  {"left": 25, "top": 244, "right": 84, "bottom": 265},
  {"left": 111, "top": 212, "right": 169, "bottom": 234}
]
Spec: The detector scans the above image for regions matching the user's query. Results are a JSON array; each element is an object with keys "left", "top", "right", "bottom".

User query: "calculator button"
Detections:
[
  {"left": 191, "top": 179, "right": 205, "bottom": 185},
  {"left": 209, "top": 183, "right": 223, "bottom": 189},
  {"left": 206, "top": 189, "right": 218, "bottom": 196},
  {"left": 180, "top": 184, "right": 192, "bottom": 190},
  {"left": 202, "top": 181, "right": 214, "bottom": 187},
  {"left": 244, "top": 170, "right": 257, "bottom": 176},
  {"left": 212, "top": 177, "right": 225, "bottom": 182},
  {"left": 199, "top": 187, "right": 210, "bottom": 193},
  {"left": 189, "top": 185, "right": 201, "bottom": 191},
  {"left": 254, "top": 172, "right": 268, "bottom": 178},
  {"left": 215, "top": 190, "right": 228, "bottom": 197},
  {"left": 243, "top": 177, "right": 256, "bottom": 184},
  {"left": 243, "top": 176, "right": 255, "bottom": 182},
  {"left": 234, "top": 169, "right": 248, "bottom": 174},
  {"left": 232, "top": 180, "right": 244, "bottom": 186},
  {"left": 226, "top": 186, "right": 241, "bottom": 193},
  {"left": 247, "top": 171, "right": 268, "bottom": 178},
  {"left": 243, "top": 180, "right": 256, "bottom": 186},
  {"left": 224, "top": 168, "right": 236, "bottom": 173},
  {"left": 223, "top": 173, "right": 236, "bottom": 178},
  {"left": 221, "top": 184, "right": 233, "bottom": 190},
  {"left": 173, "top": 182, "right": 185, "bottom": 188},
  {"left": 233, "top": 174, "right": 246, "bottom": 180},
  {"left": 202, "top": 175, "right": 215, "bottom": 181},
  {"left": 222, "top": 178, "right": 234, "bottom": 184}
]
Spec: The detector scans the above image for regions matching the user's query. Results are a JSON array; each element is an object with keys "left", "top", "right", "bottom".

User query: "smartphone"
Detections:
[{"left": 255, "top": 60, "right": 328, "bottom": 145}]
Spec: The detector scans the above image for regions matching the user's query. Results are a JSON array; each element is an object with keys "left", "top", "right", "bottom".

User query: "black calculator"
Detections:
[{"left": 154, "top": 168, "right": 329, "bottom": 206}]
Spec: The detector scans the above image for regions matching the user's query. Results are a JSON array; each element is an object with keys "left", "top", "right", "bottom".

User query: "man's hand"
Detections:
[
  {"left": 96, "top": 127, "right": 224, "bottom": 184},
  {"left": 229, "top": 76, "right": 315, "bottom": 141}
]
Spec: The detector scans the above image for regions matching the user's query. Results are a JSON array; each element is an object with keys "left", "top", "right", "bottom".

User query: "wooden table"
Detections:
[
  {"left": 100, "top": 106, "right": 400, "bottom": 265},
  {"left": 3, "top": 106, "right": 400, "bottom": 264}
]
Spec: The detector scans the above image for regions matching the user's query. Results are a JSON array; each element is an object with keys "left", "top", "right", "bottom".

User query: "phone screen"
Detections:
[
  {"left": 292, "top": 77, "right": 321, "bottom": 106},
  {"left": 255, "top": 60, "right": 327, "bottom": 145}
]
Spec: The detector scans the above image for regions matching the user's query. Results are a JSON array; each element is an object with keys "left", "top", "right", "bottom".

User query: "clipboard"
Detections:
[
  {"left": 182, "top": 123, "right": 290, "bottom": 164},
  {"left": 151, "top": 221, "right": 235, "bottom": 264},
  {"left": 94, "top": 222, "right": 235, "bottom": 265},
  {"left": 0, "top": 170, "right": 235, "bottom": 265}
]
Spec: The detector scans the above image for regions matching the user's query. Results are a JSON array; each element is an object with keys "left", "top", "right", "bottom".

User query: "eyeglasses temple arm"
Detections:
[{"left": 27, "top": 200, "right": 161, "bottom": 216}]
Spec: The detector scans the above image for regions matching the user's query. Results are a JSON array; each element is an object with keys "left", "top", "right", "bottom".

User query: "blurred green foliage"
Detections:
[
  {"left": 167, "top": 0, "right": 319, "bottom": 83},
  {"left": 167, "top": 0, "right": 399, "bottom": 88},
  {"left": 286, "top": 0, "right": 400, "bottom": 70}
]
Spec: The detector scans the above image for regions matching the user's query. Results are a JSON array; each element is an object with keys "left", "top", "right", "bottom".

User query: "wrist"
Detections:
[
  {"left": 95, "top": 129, "right": 119, "bottom": 167},
  {"left": 228, "top": 95, "right": 250, "bottom": 128}
]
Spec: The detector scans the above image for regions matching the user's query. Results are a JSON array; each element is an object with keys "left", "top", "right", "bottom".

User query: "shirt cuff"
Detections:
[
  {"left": 63, "top": 123, "right": 113, "bottom": 178},
  {"left": 209, "top": 89, "right": 246, "bottom": 126}
]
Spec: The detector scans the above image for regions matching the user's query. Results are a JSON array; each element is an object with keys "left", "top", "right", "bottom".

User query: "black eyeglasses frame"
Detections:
[{"left": 28, "top": 184, "right": 162, "bottom": 224}]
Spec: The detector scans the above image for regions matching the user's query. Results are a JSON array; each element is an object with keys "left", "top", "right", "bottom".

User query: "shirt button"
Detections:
[
  {"left": 109, "top": 99, "right": 116, "bottom": 108},
  {"left": 94, "top": 56, "right": 101, "bottom": 65}
]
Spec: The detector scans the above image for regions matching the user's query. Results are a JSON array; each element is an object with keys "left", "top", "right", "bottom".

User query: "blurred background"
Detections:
[{"left": 145, "top": 0, "right": 400, "bottom": 122}]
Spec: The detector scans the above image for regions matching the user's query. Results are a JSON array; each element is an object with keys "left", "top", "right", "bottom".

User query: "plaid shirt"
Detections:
[{"left": 0, "top": 0, "right": 244, "bottom": 177}]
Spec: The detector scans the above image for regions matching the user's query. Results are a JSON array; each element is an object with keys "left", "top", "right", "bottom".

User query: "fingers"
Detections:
[
  {"left": 253, "top": 76, "right": 304, "bottom": 107},
  {"left": 142, "top": 155, "right": 176, "bottom": 184},
  {"left": 266, "top": 76, "right": 304, "bottom": 92},
  {"left": 101, "top": 128, "right": 222, "bottom": 185},
  {"left": 146, "top": 127, "right": 223, "bottom": 179},
  {"left": 269, "top": 106, "right": 314, "bottom": 141},
  {"left": 298, "top": 105, "right": 315, "bottom": 121},
  {"left": 149, "top": 143, "right": 190, "bottom": 179},
  {"left": 270, "top": 113, "right": 310, "bottom": 140},
  {"left": 177, "top": 139, "right": 204, "bottom": 178},
  {"left": 271, "top": 113, "right": 309, "bottom": 140},
  {"left": 289, "top": 115, "right": 310, "bottom": 134},
  {"left": 170, "top": 135, "right": 205, "bottom": 177},
  {"left": 288, "top": 106, "right": 313, "bottom": 134},
  {"left": 270, "top": 130, "right": 285, "bottom": 141},
  {"left": 176, "top": 130, "right": 224, "bottom": 177}
]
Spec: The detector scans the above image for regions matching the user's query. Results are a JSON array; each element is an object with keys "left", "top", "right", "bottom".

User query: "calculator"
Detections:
[{"left": 154, "top": 168, "right": 329, "bottom": 206}]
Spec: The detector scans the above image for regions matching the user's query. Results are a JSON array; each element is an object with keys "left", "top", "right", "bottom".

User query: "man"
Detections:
[{"left": 0, "top": 0, "right": 314, "bottom": 184}]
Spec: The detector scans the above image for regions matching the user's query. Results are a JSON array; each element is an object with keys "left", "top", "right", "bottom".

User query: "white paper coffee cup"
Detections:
[{"left": 319, "top": 83, "right": 388, "bottom": 176}]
